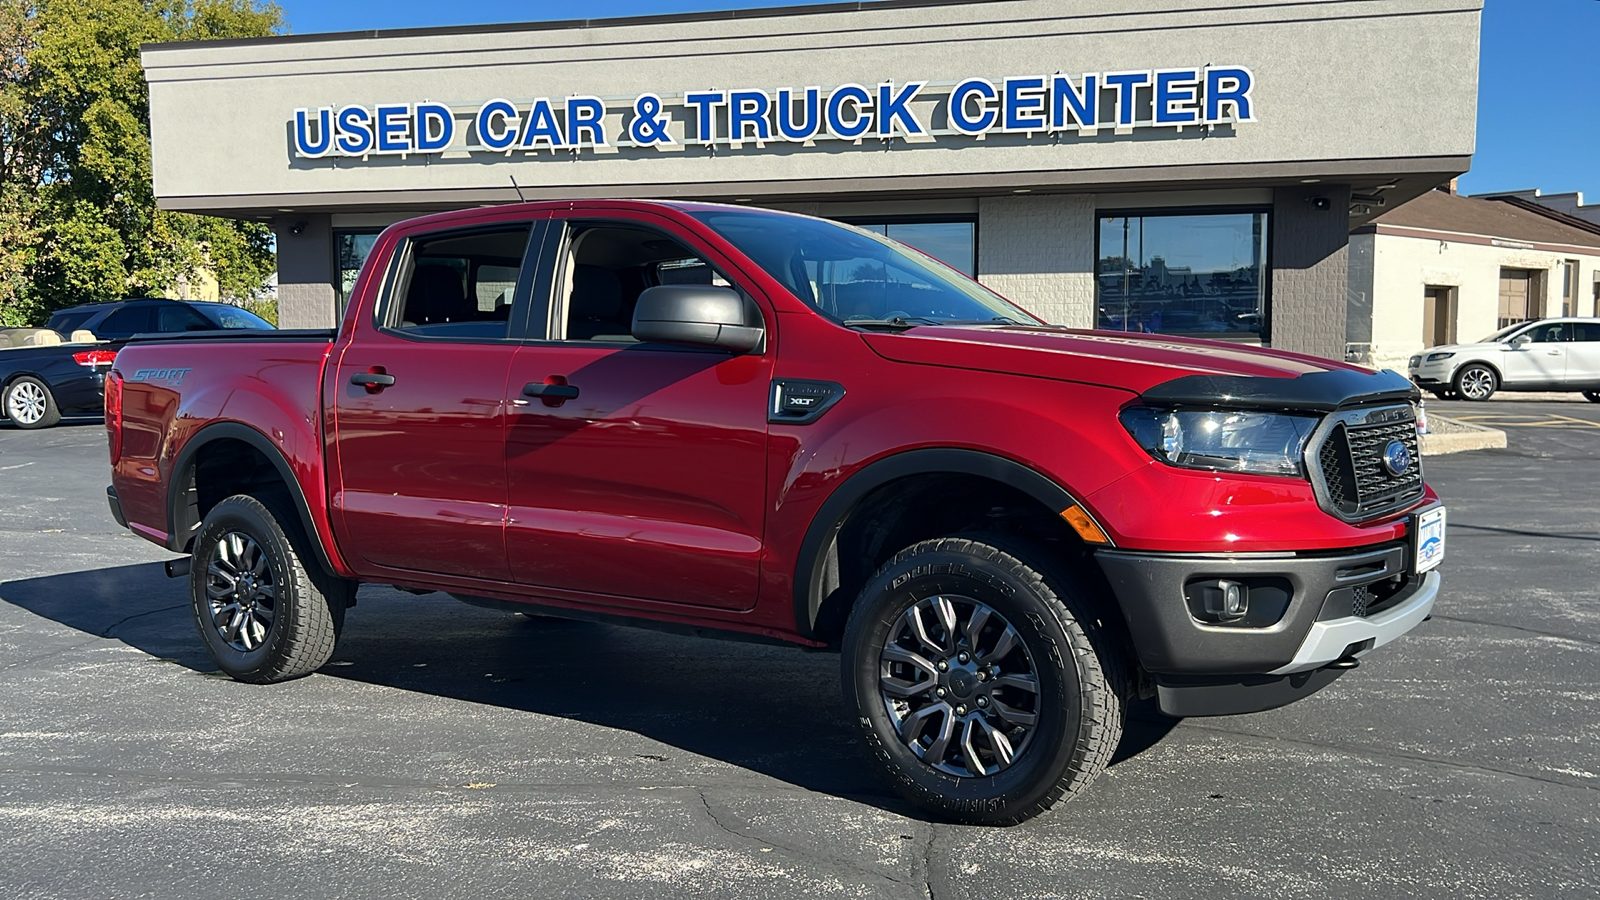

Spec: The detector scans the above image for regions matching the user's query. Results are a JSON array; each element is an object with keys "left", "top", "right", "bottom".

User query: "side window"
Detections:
[
  {"left": 387, "top": 225, "right": 532, "bottom": 340},
  {"left": 1527, "top": 323, "right": 1572, "bottom": 343},
  {"left": 1570, "top": 322, "right": 1600, "bottom": 342},
  {"left": 97, "top": 306, "right": 154, "bottom": 337},
  {"left": 156, "top": 305, "right": 212, "bottom": 332},
  {"left": 557, "top": 223, "right": 741, "bottom": 343}
]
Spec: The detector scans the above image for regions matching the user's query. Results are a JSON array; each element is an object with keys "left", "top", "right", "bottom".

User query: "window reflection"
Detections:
[
  {"left": 1096, "top": 211, "right": 1269, "bottom": 338},
  {"left": 335, "top": 231, "right": 382, "bottom": 313},
  {"left": 842, "top": 220, "right": 976, "bottom": 277}
]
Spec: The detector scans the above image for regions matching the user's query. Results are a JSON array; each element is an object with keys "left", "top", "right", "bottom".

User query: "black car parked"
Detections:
[
  {"left": 46, "top": 299, "right": 273, "bottom": 342},
  {"left": 2, "top": 299, "right": 273, "bottom": 429}
]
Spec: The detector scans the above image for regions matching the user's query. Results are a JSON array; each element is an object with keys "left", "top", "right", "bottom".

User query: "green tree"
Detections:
[{"left": 0, "top": 0, "right": 281, "bottom": 327}]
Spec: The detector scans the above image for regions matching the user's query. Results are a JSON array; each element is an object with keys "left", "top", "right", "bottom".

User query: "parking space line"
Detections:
[{"left": 1448, "top": 413, "right": 1600, "bottom": 429}]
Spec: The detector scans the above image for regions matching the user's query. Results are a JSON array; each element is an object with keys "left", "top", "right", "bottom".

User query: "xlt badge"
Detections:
[{"left": 770, "top": 379, "right": 845, "bottom": 425}]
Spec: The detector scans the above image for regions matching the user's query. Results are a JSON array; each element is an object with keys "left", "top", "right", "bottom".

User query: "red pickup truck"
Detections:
[{"left": 106, "top": 200, "right": 1443, "bottom": 824}]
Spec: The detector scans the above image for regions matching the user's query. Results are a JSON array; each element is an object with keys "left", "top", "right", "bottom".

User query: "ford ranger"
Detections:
[{"left": 105, "top": 200, "right": 1444, "bottom": 824}]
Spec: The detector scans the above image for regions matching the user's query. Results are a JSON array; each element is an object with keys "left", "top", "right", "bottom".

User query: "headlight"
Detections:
[
  {"left": 1425, "top": 351, "right": 1455, "bottom": 362},
  {"left": 1120, "top": 408, "right": 1320, "bottom": 477}
]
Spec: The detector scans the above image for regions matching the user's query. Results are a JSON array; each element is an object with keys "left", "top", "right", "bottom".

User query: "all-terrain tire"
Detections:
[
  {"left": 842, "top": 534, "right": 1130, "bottom": 826},
  {"left": 190, "top": 494, "right": 350, "bottom": 683},
  {"left": 3, "top": 376, "right": 61, "bottom": 429}
]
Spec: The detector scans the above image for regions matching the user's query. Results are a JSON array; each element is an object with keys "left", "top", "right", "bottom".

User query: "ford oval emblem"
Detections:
[{"left": 1382, "top": 440, "right": 1413, "bottom": 477}]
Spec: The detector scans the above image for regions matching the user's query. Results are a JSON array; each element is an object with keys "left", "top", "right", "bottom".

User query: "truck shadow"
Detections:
[{"left": 1, "top": 562, "right": 1177, "bottom": 817}]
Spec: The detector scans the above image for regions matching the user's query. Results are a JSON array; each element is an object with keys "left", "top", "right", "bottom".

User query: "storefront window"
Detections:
[
  {"left": 1096, "top": 211, "right": 1269, "bottom": 338},
  {"left": 335, "top": 230, "right": 382, "bottom": 312},
  {"left": 843, "top": 220, "right": 976, "bottom": 277}
]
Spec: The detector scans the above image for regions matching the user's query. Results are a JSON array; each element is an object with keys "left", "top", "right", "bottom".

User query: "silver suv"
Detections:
[{"left": 1408, "top": 317, "right": 1600, "bottom": 402}]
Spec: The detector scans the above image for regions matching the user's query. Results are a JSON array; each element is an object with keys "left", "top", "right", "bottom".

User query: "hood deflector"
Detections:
[{"left": 1139, "top": 368, "right": 1419, "bottom": 413}]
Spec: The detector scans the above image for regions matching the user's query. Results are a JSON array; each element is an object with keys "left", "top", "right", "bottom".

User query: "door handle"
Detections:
[
  {"left": 522, "top": 381, "right": 580, "bottom": 400},
  {"left": 350, "top": 371, "right": 396, "bottom": 388}
]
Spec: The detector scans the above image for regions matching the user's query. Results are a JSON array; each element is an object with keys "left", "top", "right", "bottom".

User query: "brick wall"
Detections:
[
  {"left": 976, "top": 194, "right": 1096, "bottom": 328},
  {"left": 1270, "top": 186, "right": 1352, "bottom": 360}
]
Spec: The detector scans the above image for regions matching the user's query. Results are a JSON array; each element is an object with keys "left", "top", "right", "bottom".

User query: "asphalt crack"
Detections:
[
  {"left": 97, "top": 604, "right": 187, "bottom": 639},
  {"left": 694, "top": 788, "right": 917, "bottom": 892},
  {"left": 1428, "top": 612, "right": 1600, "bottom": 648},
  {"left": 1177, "top": 720, "right": 1600, "bottom": 794}
]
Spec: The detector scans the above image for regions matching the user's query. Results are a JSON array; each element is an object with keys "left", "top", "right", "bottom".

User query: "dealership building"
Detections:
[{"left": 140, "top": 0, "right": 1483, "bottom": 360}]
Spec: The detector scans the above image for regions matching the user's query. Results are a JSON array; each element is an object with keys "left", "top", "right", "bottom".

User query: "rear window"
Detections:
[
  {"left": 97, "top": 306, "right": 154, "bottom": 337},
  {"left": 385, "top": 225, "right": 532, "bottom": 340}
]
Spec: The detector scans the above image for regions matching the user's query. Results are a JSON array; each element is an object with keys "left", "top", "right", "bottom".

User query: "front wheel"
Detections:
[
  {"left": 1453, "top": 364, "right": 1498, "bottom": 402},
  {"left": 842, "top": 535, "right": 1128, "bottom": 825},
  {"left": 4, "top": 377, "right": 60, "bottom": 429},
  {"left": 190, "top": 494, "right": 350, "bottom": 683},
  {"left": 1584, "top": 390, "right": 1600, "bottom": 404}
]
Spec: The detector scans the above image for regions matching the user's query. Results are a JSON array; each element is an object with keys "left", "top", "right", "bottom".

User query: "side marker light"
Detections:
[{"left": 1061, "top": 505, "right": 1110, "bottom": 544}]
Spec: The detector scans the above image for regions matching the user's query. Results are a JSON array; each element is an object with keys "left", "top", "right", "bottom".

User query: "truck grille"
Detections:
[{"left": 1314, "top": 409, "right": 1424, "bottom": 521}]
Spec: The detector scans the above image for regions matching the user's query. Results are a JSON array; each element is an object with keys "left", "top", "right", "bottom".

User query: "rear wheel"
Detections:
[
  {"left": 190, "top": 494, "right": 350, "bottom": 683},
  {"left": 1453, "top": 364, "right": 1498, "bottom": 402},
  {"left": 4, "top": 377, "right": 60, "bottom": 429},
  {"left": 842, "top": 535, "right": 1128, "bottom": 825}
]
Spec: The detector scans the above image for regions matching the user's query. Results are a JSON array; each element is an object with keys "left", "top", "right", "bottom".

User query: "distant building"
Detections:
[
  {"left": 1478, "top": 189, "right": 1600, "bottom": 228},
  {"left": 1348, "top": 188, "right": 1600, "bottom": 370}
]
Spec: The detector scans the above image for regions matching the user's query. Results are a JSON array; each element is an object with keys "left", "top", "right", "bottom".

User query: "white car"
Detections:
[{"left": 1407, "top": 317, "right": 1600, "bottom": 402}]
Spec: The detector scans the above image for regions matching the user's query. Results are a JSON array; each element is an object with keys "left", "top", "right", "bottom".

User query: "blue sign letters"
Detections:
[{"left": 290, "top": 66, "right": 1255, "bottom": 159}]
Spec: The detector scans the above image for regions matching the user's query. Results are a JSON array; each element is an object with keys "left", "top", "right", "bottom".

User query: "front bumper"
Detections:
[{"left": 1096, "top": 540, "right": 1438, "bottom": 715}]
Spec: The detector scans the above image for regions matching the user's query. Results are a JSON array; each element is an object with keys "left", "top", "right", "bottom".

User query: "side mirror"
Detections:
[
  {"left": 632, "top": 285, "right": 763, "bottom": 353},
  {"left": 1510, "top": 335, "right": 1531, "bottom": 349}
]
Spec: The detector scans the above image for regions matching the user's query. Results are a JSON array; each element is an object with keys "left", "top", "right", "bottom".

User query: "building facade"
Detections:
[
  {"left": 141, "top": 0, "right": 1483, "bottom": 358},
  {"left": 1348, "top": 189, "right": 1600, "bottom": 370}
]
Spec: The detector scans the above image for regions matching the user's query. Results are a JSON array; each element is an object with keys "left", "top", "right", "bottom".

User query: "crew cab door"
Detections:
[
  {"left": 1499, "top": 321, "right": 1570, "bottom": 387},
  {"left": 329, "top": 217, "right": 547, "bottom": 580},
  {"left": 502, "top": 212, "right": 772, "bottom": 610}
]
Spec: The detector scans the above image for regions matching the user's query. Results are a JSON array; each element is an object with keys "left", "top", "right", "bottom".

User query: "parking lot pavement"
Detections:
[{"left": 2, "top": 411, "right": 1598, "bottom": 900}]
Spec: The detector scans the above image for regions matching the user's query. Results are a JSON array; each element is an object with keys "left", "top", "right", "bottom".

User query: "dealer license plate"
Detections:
[{"left": 1415, "top": 507, "right": 1446, "bottom": 574}]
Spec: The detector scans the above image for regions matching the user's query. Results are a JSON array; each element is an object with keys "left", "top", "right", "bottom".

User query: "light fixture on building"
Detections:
[
  {"left": 289, "top": 221, "right": 308, "bottom": 235},
  {"left": 1013, "top": 188, "right": 1032, "bottom": 193}
]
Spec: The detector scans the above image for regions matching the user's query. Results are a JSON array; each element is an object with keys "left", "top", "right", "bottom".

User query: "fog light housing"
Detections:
[{"left": 1199, "top": 579, "right": 1248, "bottom": 622}]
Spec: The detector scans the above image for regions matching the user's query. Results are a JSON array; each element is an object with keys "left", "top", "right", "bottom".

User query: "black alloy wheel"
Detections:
[
  {"left": 190, "top": 494, "right": 351, "bottom": 683},
  {"left": 842, "top": 535, "right": 1129, "bottom": 826}
]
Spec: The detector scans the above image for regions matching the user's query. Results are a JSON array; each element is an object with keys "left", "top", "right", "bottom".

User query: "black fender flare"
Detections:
[
  {"left": 166, "top": 421, "right": 340, "bottom": 578},
  {"left": 790, "top": 447, "right": 1091, "bottom": 640}
]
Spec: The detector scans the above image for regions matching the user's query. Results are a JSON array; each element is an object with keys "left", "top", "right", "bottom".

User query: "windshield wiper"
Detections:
[{"left": 841, "top": 316, "right": 944, "bottom": 331}]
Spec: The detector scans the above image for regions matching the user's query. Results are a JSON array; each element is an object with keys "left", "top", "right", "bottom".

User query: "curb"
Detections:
[{"left": 1419, "top": 415, "right": 1507, "bottom": 456}]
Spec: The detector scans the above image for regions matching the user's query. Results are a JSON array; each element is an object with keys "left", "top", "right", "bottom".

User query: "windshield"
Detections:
[
  {"left": 690, "top": 209, "right": 1038, "bottom": 326},
  {"left": 46, "top": 311, "right": 94, "bottom": 336},
  {"left": 203, "top": 305, "right": 275, "bottom": 329},
  {"left": 1478, "top": 323, "right": 1527, "bottom": 343}
]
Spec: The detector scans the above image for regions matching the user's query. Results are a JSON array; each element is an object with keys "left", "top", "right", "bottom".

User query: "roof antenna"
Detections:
[{"left": 508, "top": 174, "right": 527, "bottom": 203}]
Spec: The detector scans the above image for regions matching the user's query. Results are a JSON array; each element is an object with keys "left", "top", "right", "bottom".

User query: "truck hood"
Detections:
[{"left": 861, "top": 325, "right": 1418, "bottom": 411}]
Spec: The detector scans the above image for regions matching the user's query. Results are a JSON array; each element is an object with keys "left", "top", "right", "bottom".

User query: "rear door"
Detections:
[
  {"left": 330, "top": 217, "right": 547, "bottom": 581},
  {"left": 1568, "top": 321, "right": 1600, "bottom": 386},
  {"left": 501, "top": 211, "right": 773, "bottom": 610}
]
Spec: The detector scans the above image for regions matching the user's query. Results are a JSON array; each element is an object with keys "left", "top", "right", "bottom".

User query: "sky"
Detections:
[{"left": 269, "top": 0, "right": 1600, "bottom": 205}]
